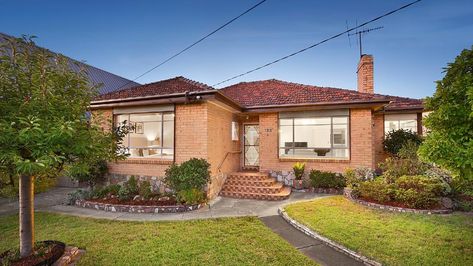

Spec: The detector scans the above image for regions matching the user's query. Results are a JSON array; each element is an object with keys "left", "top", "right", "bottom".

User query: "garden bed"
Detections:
[
  {"left": 75, "top": 199, "right": 204, "bottom": 213},
  {"left": 0, "top": 240, "right": 65, "bottom": 266},
  {"left": 344, "top": 188, "right": 452, "bottom": 214}
]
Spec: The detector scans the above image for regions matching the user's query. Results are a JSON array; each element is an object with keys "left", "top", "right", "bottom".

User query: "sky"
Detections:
[{"left": 1, "top": 0, "right": 472, "bottom": 98}]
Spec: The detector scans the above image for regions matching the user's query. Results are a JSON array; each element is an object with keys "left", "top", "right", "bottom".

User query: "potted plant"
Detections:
[{"left": 292, "top": 162, "right": 305, "bottom": 190}]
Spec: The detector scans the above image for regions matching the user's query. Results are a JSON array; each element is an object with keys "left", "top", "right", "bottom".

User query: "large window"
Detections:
[
  {"left": 279, "top": 110, "right": 349, "bottom": 159},
  {"left": 114, "top": 112, "right": 174, "bottom": 159},
  {"left": 384, "top": 114, "right": 417, "bottom": 134}
]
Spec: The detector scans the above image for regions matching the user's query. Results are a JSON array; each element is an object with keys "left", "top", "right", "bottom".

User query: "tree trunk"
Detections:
[{"left": 19, "top": 174, "right": 34, "bottom": 258}]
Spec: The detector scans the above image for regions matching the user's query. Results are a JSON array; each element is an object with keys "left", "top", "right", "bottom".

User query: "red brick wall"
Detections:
[
  {"left": 259, "top": 108, "right": 375, "bottom": 173},
  {"left": 174, "top": 103, "right": 208, "bottom": 163},
  {"left": 357, "top": 55, "right": 374, "bottom": 94}
]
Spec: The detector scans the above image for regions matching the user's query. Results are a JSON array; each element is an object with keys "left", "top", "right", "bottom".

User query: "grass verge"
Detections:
[
  {"left": 0, "top": 212, "right": 316, "bottom": 266},
  {"left": 284, "top": 196, "right": 473, "bottom": 265}
]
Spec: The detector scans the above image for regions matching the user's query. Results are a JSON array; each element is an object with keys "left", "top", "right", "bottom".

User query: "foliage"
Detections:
[
  {"left": 418, "top": 46, "right": 473, "bottom": 180},
  {"left": 292, "top": 162, "right": 305, "bottom": 180},
  {"left": 309, "top": 169, "right": 345, "bottom": 189},
  {"left": 138, "top": 181, "right": 153, "bottom": 200},
  {"left": 380, "top": 141, "right": 429, "bottom": 183},
  {"left": 384, "top": 129, "right": 423, "bottom": 156},
  {"left": 358, "top": 175, "right": 445, "bottom": 209},
  {"left": 284, "top": 196, "right": 473, "bottom": 266},
  {"left": 0, "top": 176, "right": 56, "bottom": 198},
  {"left": 124, "top": 176, "right": 139, "bottom": 195},
  {"left": 176, "top": 188, "right": 206, "bottom": 205},
  {"left": 450, "top": 178, "right": 473, "bottom": 211},
  {"left": 65, "top": 189, "right": 90, "bottom": 205},
  {"left": 165, "top": 158, "right": 210, "bottom": 192},
  {"left": 344, "top": 167, "right": 375, "bottom": 190},
  {"left": 69, "top": 160, "right": 108, "bottom": 188},
  {"left": 117, "top": 186, "right": 132, "bottom": 201},
  {"left": 358, "top": 178, "right": 395, "bottom": 203}
]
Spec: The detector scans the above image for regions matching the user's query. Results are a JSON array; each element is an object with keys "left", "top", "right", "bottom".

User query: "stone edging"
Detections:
[
  {"left": 75, "top": 199, "right": 203, "bottom": 213},
  {"left": 343, "top": 188, "right": 452, "bottom": 215},
  {"left": 278, "top": 207, "right": 382, "bottom": 266}
]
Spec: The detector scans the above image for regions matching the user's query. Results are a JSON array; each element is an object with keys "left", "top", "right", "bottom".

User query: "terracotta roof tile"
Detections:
[
  {"left": 96, "top": 76, "right": 214, "bottom": 101},
  {"left": 221, "top": 79, "right": 423, "bottom": 111}
]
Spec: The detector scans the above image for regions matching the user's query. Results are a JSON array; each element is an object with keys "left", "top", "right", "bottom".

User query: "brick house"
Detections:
[{"left": 90, "top": 54, "right": 424, "bottom": 200}]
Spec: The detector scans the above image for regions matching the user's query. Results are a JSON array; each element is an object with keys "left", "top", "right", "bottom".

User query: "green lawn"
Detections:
[
  {"left": 0, "top": 212, "right": 316, "bottom": 266},
  {"left": 284, "top": 196, "right": 473, "bottom": 266}
]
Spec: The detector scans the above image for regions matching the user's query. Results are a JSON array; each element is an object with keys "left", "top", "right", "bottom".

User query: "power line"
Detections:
[
  {"left": 116, "top": 0, "right": 268, "bottom": 91},
  {"left": 213, "top": 0, "right": 421, "bottom": 87}
]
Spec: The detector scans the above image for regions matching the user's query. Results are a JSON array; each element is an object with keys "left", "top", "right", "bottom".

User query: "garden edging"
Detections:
[
  {"left": 343, "top": 188, "right": 452, "bottom": 214},
  {"left": 75, "top": 199, "right": 204, "bottom": 213},
  {"left": 278, "top": 206, "right": 381, "bottom": 266}
]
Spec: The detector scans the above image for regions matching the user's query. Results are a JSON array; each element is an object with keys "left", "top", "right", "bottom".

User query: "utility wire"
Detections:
[
  {"left": 213, "top": 0, "right": 422, "bottom": 87},
  {"left": 116, "top": 0, "right": 268, "bottom": 91}
]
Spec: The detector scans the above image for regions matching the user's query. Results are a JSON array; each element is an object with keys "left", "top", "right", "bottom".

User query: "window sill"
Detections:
[
  {"left": 112, "top": 158, "right": 174, "bottom": 165},
  {"left": 279, "top": 157, "right": 350, "bottom": 163}
]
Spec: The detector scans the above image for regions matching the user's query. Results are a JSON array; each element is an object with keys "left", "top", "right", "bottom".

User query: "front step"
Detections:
[
  {"left": 220, "top": 187, "right": 291, "bottom": 201},
  {"left": 220, "top": 172, "right": 291, "bottom": 201}
]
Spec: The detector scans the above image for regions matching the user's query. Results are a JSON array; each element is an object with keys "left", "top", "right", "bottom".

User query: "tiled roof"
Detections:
[
  {"left": 221, "top": 79, "right": 423, "bottom": 111},
  {"left": 95, "top": 76, "right": 214, "bottom": 101},
  {"left": 0, "top": 32, "right": 140, "bottom": 95}
]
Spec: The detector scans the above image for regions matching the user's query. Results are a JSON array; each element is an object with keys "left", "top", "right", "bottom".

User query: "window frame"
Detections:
[
  {"left": 384, "top": 113, "right": 418, "bottom": 135},
  {"left": 278, "top": 111, "right": 350, "bottom": 160},
  {"left": 114, "top": 111, "right": 175, "bottom": 159}
]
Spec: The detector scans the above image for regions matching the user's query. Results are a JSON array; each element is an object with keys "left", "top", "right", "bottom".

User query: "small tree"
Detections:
[
  {"left": 418, "top": 46, "right": 473, "bottom": 181},
  {"left": 0, "top": 36, "right": 129, "bottom": 257}
]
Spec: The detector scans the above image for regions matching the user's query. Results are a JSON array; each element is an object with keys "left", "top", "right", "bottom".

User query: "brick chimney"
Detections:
[{"left": 357, "top": 54, "right": 374, "bottom": 94}]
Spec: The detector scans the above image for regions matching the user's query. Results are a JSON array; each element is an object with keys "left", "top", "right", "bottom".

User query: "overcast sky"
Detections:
[{"left": 1, "top": 0, "right": 472, "bottom": 98}]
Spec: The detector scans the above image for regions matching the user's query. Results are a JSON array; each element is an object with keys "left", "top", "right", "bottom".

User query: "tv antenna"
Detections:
[{"left": 348, "top": 26, "right": 384, "bottom": 57}]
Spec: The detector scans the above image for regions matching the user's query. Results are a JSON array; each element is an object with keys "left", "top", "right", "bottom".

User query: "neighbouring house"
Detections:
[{"left": 90, "top": 54, "right": 424, "bottom": 200}]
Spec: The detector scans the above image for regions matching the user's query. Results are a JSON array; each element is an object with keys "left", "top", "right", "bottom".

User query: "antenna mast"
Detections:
[{"left": 348, "top": 26, "right": 384, "bottom": 57}]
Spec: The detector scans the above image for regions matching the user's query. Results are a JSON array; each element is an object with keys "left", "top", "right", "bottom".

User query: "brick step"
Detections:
[
  {"left": 227, "top": 173, "right": 269, "bottom": 181},
  {"left": 221, "top": 183, "right": 284, "bottom": 194},
  {"left": 224, "top": 178, "right": 276, "bottom": 187},
  {"left": 220, "top": 187, "right": 291, "bottom": 201}
]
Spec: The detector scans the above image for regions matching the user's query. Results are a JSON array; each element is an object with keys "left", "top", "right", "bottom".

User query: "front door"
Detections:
[{"left": 244, "top": 125, "right": 260, "bottom": 168}]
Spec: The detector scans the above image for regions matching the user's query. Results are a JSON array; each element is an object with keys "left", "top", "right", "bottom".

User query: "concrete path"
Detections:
[
  {"left": 43, "top": 191, "right": 325, "bottom": 221},
  {"left": 261, "top": 215, "right": 364, "bottom": 266},
  {"left": 0, "top": 187, "right": 75, "bottom": 216}
]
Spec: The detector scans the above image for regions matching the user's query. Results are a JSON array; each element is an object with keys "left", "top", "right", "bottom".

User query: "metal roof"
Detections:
[{"left": 0, "top": 32, "right": 140, "bottom": 95}]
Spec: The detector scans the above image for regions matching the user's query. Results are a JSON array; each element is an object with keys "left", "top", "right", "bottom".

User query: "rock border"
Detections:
[
  {"left": 278, "top": 207, "right": 381, "bottom": 266},
  {"left": 75, "top": 199, "right": 203, "bottom": 213},
  {"left": 344, "top": 188, "right": 452, "bottom": 215}
]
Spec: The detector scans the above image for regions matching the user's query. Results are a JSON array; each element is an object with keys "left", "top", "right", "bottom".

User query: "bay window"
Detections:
[
  {"left": 384, "top": 114, "right": 417, "bottom": 134},
  {"left": 114, "top": 111, "right": 174, "bottom": 159},
  {"left": 279, "top": 110, "right": 349, "bottom": 159}
]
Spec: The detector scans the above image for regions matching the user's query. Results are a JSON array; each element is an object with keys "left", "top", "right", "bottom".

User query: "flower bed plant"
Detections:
[{"left": 309, "top": 169, "right": 345, "bottom": 189}]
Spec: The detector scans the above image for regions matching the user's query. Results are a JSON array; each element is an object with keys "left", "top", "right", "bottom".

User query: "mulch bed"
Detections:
[
  {"left": 88, "top": 197, "right": 178, "bottom": 206},
  {"left": 0, "top": 240, "right": 65, "bottom": 266}
]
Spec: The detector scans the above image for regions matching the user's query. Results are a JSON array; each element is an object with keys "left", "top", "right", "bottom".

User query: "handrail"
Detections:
[{"left": 217, "top": 150, "right": 241, "bottom": 173}]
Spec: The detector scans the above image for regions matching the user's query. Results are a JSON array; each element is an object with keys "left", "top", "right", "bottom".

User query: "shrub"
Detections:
[
  {"left": 124, "top": 176, "right": 139, "bottom": 195},
  {"left": 394, "top": 175, "right": 444, "bottom": 208},
  {"left": 384, "top": 129, "right": 422, "bottom": 156},
  {"left": 344, "top": 167, "right": 375, "bottom": 189},
  {"left": 66, "top": 189, "right": 91, "bottom": 205},
  {"left": 165, "top": 158, "right": 210, "bottom": 192},
  {"left": 176, "top": 188, "right": 206, "bottom": 205},
  {"left": 118, "top": 186, "right": 132, "bottom": 201},
  {"left": 138, "top": 181, "right": 153, "bottom": 200},
  {"left": 107, "top": 184, "right": 121, "bottom": 196},
  {"left": 358, "top": 178, "right": 395, "bottom": 203},
  {"left": 293, "top": 162, "right": 305, "bottom": 180},
  {"left": 70, "top": 159, "right": 108, "bottom": 188},
  {"left": 310, "top": 170, "right": 345, "bottom": 189}
]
